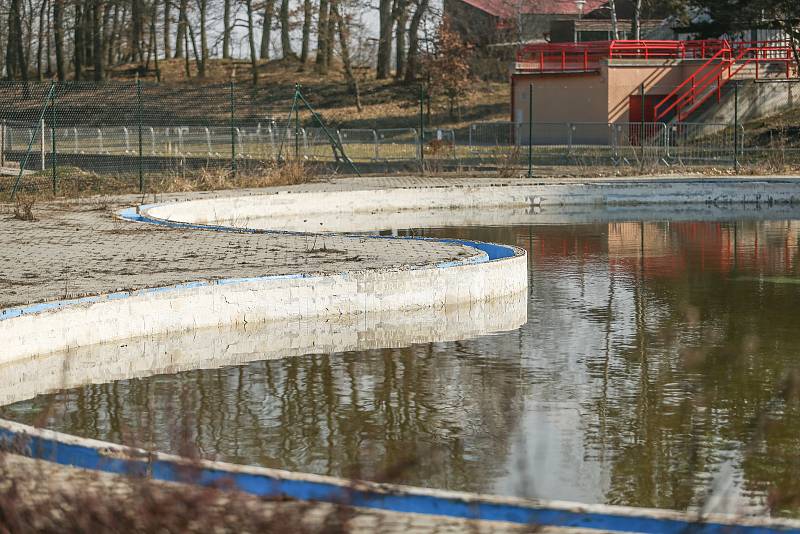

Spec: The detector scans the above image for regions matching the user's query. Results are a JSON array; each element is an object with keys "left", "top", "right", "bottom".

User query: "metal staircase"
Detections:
[{"left": 654, "top": 40, "right": 797, "bottom": 123}]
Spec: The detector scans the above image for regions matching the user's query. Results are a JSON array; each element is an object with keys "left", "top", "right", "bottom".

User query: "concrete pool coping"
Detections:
[{"left": 4, "top": 176, "right": 800, "bottom": 532}]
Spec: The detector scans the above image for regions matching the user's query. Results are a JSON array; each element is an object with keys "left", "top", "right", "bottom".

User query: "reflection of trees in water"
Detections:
[
  {"left": 4, "top": 332, "right": 532, "bottom": 494},
  {"left": 572, "top": 220, "right": 800, "bottom": 516},
  {"left": 5, "top": 219, "right": 800, "bottom": 511}
]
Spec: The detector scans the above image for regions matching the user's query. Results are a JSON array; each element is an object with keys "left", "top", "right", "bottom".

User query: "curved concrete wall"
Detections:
[
  {"left": 0, "top": 187, "right": 527, "bottom": 362},
  {"left": 141, "top": 178, "right": 800, "bottom": 229}
]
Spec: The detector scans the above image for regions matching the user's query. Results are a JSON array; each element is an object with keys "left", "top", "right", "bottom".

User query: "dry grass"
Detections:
[
  {"left": 106, "top": 58, "right": 509, "bottom": 131},
  {"left": 2, "top": 161, "right": 319, "bottom": 201},
  {"left": 0, "top": 451, "right": 354, "bottom": 533},
  {"left": 12, "top": 195, "right": 36, "bottom": 221},
  {"left": 155, "top": 161, "right": 316, "bottom": 193}
]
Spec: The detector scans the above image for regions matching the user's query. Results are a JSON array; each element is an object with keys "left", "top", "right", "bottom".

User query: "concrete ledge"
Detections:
[
  {"left": 2, "top": 418, "right": 799, "bottom": 532},
  {"left": 141, "top": 179, "right": 800, "bottom": 229}
]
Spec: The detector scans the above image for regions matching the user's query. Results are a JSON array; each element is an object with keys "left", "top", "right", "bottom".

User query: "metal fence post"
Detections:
[
  {"left": 0, "top": 121, "right": 5, "bottom": 168},
  {"left": 527, "top": 83, "right": 533, "bottom": 177},
  {"left": 294, "top": 84, "right": 300, "bottom": 160},
  {"left": 733, "top": 82, "right": 739, "bottom": 173},
  {"left": 230, "top": 78, "right": 237, "bottom": 176},
  {"left": 419, "top": 84, "right": 424, "bottom": 168},
  {"left": 40, "top": 119, "right": 46, "bottom": 171},
  {"left": 137, "top": 78, "right": 144, "bottom": 193},
  {"left": 51, "top": 86, "right": 57, "bottom": 194}
]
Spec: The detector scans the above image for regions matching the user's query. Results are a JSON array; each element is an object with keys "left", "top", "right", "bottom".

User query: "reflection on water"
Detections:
[{"left": 4, "top": 217, "right": 800, "bottom": 518}]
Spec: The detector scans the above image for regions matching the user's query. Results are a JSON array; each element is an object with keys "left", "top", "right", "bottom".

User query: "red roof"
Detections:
[{"left": 457, "top": 0, "right": 606, "bottom": 18}]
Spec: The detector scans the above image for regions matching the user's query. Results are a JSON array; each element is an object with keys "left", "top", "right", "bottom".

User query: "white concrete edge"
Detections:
[
  {"left": 139, "top": 179, "right": 800, "bottom": 226},
  {"left": 2, "top": 417, "right": 799, "bottom": 532}
]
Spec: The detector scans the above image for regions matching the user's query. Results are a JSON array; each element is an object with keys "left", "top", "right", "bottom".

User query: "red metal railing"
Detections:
[
  {"left": 653, "top": 40, "right": 796, "bottom": 122},
  {"left": 514, "top": 39, "right": 732, "bottom": 73}
]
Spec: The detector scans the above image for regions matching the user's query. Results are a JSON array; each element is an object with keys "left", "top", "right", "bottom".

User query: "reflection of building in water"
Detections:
[{"left": 514, "top": 221, "right": 800, "bottom": 278}]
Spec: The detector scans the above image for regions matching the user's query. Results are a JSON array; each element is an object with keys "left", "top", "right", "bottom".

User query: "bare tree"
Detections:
[
  {"left": 300, "top": 0, "right": 312, "bottom": 64},
  {"left": 175, "top": 0, "right": 187, "bottom": 57},
  {"left": 608, "top": 0, "right": 619, "bottom": 39},
  {"left": 74, "top": 1, "right": 84, "bottom": 79},
  {"left": 5, "top": 0, "right": 27, "bottom": 79},
  {"left": 197, "top": 0, "right": 208, "bottom": 76},
  {"left": 259, "top": 0, "right": 274, "bottom": 58},
  {"left": 376, "top": 0, "right": 392, "bottom": 78},
  {"left": 316, "top": 0, "right": 330, "bottom": 72},
  {"left": 246, "top": 0, "right": 258, "bottom": 83},
  {"left": 36, "top": 0, "right": 48, "bottom": 80},
  {"left": 280, "top": 0, "right": 294, "bottom": 58},
  {"left": 403, "top": 0, "right": 427, "bottom": 82},
  {"left": 54, "top": 0, "right": 65, "bottom": 78},
  {"left": 331, "top": 0, "right": 361, "bottom": 110},
  {"left": 632, "top": 0, "right": 642, "bottom": 39},
  {"left": 222, "top": 0, "right": 231, "bottom": 58},
  {"left": 393, "top": 0, "right": 409, "bottom": 79},
  {"left": 163, "top": 0, "right": 172, "bottom": 58},
  {"left": 93, "top": 0, "right": 104, "bottom": 80}
]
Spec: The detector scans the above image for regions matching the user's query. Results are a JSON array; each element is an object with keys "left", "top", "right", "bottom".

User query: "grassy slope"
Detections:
[{"left": 108, "top": 58, "right": 510, "bottom": 131}]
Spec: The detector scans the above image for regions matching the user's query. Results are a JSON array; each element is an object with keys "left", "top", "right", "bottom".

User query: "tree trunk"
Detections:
[
  {"left": 106, "top": 2, "right": 119, "bottom": 65},
  {"left": 6, "top": 0, "right": 27, "bottom": 79},
  {"left": 53, "top": 0, "right": 65, "bottom": 79},
  {"left": 376, "top": 0, "right": 392, "bottom": 78},
  {"left": 608, "top": 0, "right": 618, "bottom": 39},
  {"left": 36, "top": 0, "right": 48, "bottom": 80},
  {"left": 403, "top": 0, "right": 427, "bottom": 82},
  {"left": 131, "top": 0, "right": 143, "bottom": 63},
  {"left": 222, "top": 0, "right": 231, "bottom": 59},
  {"left": 331, "top": 0, "right": 361, "bottom": 111},
  {"left": 46, "top": 0, "right": 53, "bottom": 75},
  {"left": 163, "top": 0, "right": 171, "bottom": 58},
  {"left": 259, "top": 0, "right": 274, "bottom": 59},
  {"left": 93, "top": 0, "right": 104, "bottom": 80},
  {"left": 315, "top": 0, "right": 329, "bottom": 72},
  {"left": 394, "top": 0, "right": 408, "bottom": 79},
  {"left": 188, "top": 17, "right": 202, "bottom": 76},
  {"left": 246, "top": 0, "right": 258, "bottom": 83},
  {"left": 325, "top": 7, "right": 334, "bottom": 66},
  {"left": 74, "top": 1, "right": 83, "bottom": 79},
  {"left": 175, "top": 0, "right": 187, "bottom": 58},
  {"left": 631, "top": 0, "right": 642, "bottom": 40},
  {"left": 197, "top": 0, "right": 208, "bottom": 76},
  {"left": 280, "top": 0, "right": 294, "bottom": 58},
  {"left": 300, "top": 0, "right": 312, "bottom": 64}
]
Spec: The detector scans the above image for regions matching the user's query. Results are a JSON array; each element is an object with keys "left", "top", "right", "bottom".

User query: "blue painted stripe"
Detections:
[{"left": 1, "top": 425, "right": 796, "bottom": 533}]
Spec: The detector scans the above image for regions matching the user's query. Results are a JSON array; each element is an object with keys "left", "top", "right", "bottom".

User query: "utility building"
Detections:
[{"left": 511, "top": 39, "right": 797, "bottom": 142}]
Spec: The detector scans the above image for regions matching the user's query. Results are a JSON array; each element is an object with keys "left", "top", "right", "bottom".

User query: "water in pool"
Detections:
[{"left": 4, "top": 214, "right": 800, "bottom": 518}]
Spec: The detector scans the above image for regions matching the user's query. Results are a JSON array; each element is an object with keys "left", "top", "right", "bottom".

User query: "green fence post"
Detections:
[
  {"left": 51, "top": 84, "right": 57, "bottom": 195},
  {"left": 11, "top": 81, "right": 55, "bottom": 200},
  {"left": 733, "top": 82, "right": 739, "bottom": 173},
  {"left": 527, "top": 83, "right": 533, "bottom": 178},
  {"left": 230, "top": 77, "right": 237, "bottom": 177},
  {"left": 419, "top": 84, "right": 424, "bottom": 170},
  {"left": 294, "top": 84, "right": 300, "bottom": 159},
  {"left": 137, "top": 78, "right": 144, "bottom": 193}
]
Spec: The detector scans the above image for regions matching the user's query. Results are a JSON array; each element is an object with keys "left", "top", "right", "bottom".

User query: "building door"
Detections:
[{"left": 629, "top": 94, "right": 672, "bottom": 145}]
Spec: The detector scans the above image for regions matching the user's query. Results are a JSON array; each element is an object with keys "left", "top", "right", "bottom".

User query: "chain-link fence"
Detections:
[{"left": 1, "top": 80, "right": 799, "bottom": 199}]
